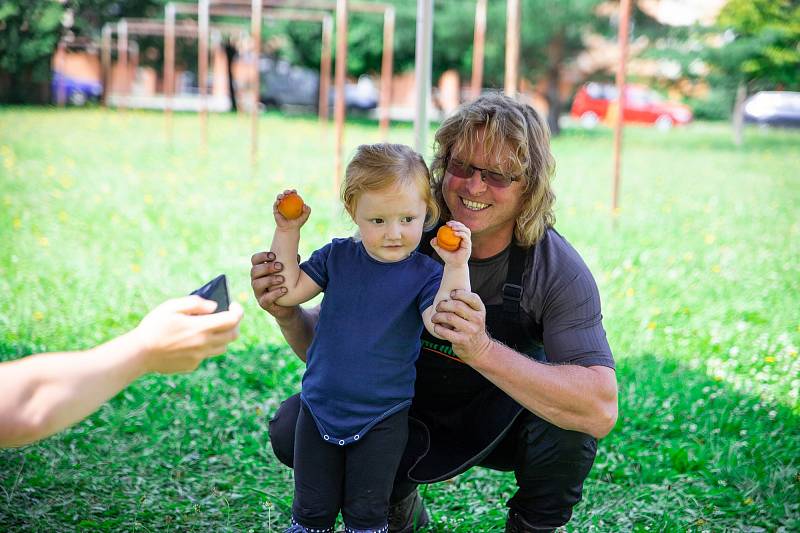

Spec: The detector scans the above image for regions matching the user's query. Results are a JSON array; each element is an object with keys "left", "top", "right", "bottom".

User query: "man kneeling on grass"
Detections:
[{"left": 251, "top": 93, "right": 618, "bottom": 532}]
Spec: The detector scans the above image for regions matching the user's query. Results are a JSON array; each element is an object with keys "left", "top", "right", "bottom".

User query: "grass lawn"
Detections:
[{"left": 1, "top": 107, "right": 798, "bottom": 531}]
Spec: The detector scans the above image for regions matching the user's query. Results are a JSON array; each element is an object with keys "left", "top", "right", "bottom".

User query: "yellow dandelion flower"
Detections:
[
  {"left": 32, "top": 311, "right": 45, "bottom": 321},
  {"left": 46, "top": 165, "right": 56, "bottom": 177},
  {"left": 238, "top": 291, "right": 249, "bottom": 303},
  {"left": 12, "top": 218, "right": 21, "bottom": 229},
  {"left": 647, "top": 322, "right": 656, "bottom": 330},
  {"left": 683, "top": 252, "right": 694, "bottom": 262},
  {"left": 37, "top": 236, "right": 49, "bottom": 247},
  {"left": 713, "top": 375, "right": 723, "bottom": 382},
  {"left": 59, "top": 175, "right": 74, "bottom": 189},
  {"left": 711, "top": 265, "right": 721, "bottom": 273},
  {"left": 93, "top": 194, "right": 102, "bottom": 204},
  {"left": 704, "top": 234, "right": 715, "bottom": 244},
  {"left": 764, "top": 356, "right": 776, "bottom": 363},
  {"left": 625, "top": 288, "right": 635, "bottom": 298},
  {"left": 789, "top": 349, "right": 797, "bottom": 357},
  {"left": 567, "top": 207, "right": 576, "bottom": 216},
  {"left": 58, "top": 211, "right": 68, "bottom": 222},
  {"left": 50, "top": 190, "right": 63, "bottom": 199},
  {"left": 3, "top": 195, "right": 11, "bottom": 206},
  {"left": 131, "top": 263, "right": 141, "bottom": 273},
  {"left": 143, "top": 194, "right": 154, "bottom": 205},
  {"left": 743, "top": 497, "right": 754, "bottom": 505},
  {"left": 4, "top": 158, "right": 15, "bottom": 170},
  {"left": 251, "top": 235, "right": 261, "bottom": 246}
]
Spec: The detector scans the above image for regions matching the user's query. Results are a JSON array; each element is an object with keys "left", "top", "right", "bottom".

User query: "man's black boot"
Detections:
[
  {"left": 505, "top": 510, "right": 556, "bottom": 533},
  {"left": 387, "top": 489, "right": 430, "bottom": 533}
]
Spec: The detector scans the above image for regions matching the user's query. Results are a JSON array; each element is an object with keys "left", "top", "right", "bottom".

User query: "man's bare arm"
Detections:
[{"left": 431, "top": 290, "right": 618, "bottom": 439}]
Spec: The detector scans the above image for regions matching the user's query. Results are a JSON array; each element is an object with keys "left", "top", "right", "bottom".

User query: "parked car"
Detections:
[
  {"left": 51, "top": 71, "right": 102, "bottom": 106},
  {"left": 571, "top": 82, "right": 692, "bottom": 130},
  {"left": 743, "top": 91, "right": 800, "bottom": 128},
  {"left": 333, "top": 75, "right": 379, "bottom": 111},
  {"left": 260, "top": 57, "right": 320, "bottom": 110}
]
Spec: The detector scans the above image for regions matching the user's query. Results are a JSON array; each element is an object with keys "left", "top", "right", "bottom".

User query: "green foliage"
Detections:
[
  {"left": 0, "top": 109, "right": 798, "bottom": 530},
  {"left": 710, "top": 0, "right": 800, "bottom": 90},
  {"left": 684, "top": 89, "right": 733, "bottom": 121},
  {"left": 0, "top": 0, "right": 64, "bottom": 79}
]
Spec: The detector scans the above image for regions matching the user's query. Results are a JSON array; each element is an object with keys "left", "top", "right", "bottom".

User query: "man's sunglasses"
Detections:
[{"left": 445, "top": 157, "right": 520, "bottom": 188}]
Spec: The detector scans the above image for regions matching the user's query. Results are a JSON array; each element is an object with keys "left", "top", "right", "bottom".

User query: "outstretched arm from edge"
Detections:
[{"left": 0, "top": 297, "right": 243, "bottom": 448}]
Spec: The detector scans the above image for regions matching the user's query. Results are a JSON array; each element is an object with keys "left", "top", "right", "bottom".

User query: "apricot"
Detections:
[
  {"left": 277, "top": 192, "right": 304, "bottom": 219},
  {"left": 436, "top": 225, "right": 462, "bottom": 252}
]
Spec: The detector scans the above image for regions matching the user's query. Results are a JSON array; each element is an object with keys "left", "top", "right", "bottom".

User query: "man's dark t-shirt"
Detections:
[{"left": 446, "top": 227, "right": 614, "bottom": 368}]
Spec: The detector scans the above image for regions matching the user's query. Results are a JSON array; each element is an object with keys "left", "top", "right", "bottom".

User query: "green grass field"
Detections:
[{"left": 1, "top": 107, "right": 798, "bottom": 531}]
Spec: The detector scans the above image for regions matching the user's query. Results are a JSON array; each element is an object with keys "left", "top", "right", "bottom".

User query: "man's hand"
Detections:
[
  {"left": 431, "top": 289, "right": 493, "bottom": 365},
  {"left": 133, "top": 296, "right": 243, "bottom": 374},
  {"left": 250, "top": 251, "right": 301, "bottom": 322}
]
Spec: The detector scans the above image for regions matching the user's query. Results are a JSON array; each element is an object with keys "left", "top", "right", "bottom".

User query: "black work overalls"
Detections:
[{"left": 404, "top": 229, "right": 545, "bottom": 483}]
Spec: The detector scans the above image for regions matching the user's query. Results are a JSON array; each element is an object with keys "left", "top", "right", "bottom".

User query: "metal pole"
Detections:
[
  {"left": 118, "top": 20, "right": 128, "bottom": 110},
  {"left": 413, "top": 0, "right": 433, "bottom": 154},
  {"left": 101, "top": 25, "right": 112, "bottom": 106},
  {"left": 378, "top": 6, "right": 395, "bottom": 139},
  {"left": 319, "top": 13, "right": 332, "bottom": 121},
  {"left": 504, "top": 0, "right": 520, "bottom": 98},
  {"left": 471, "top": 0, "right": 486, "bottom": 100},
  {"left": 334, "top": 0, "right": 348, "bottom": 190},
  {"left": 198, "top": 0, "right": 209, "bottom": 151},
  {"left": 164, "top": 3, "right": 176, "bottom": 144},
  {"left": 611, "top": 0, "right": 631, "bottom": 216},
  {"left": 251, "top": 0, "right": 262, "bottom": 166}
]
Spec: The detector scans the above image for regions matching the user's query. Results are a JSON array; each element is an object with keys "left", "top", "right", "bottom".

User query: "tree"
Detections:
[
  {"left": 704, "top": 0, "right": 800, "bottom": 143},
  {"left": 714, "top": 0, "right": 800, "bottom": 90},
  {"left": 0, "top": 0, "right": 64, "bottom": 103}
]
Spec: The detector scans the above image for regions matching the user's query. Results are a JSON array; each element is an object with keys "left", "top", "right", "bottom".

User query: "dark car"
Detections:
[
  {"left": 571, "top": 82, "right": 692, "bottom": 130},
  {"left": 260, "top": 58, "right": 378, "bottom": 113},
  {"left": 51, "top": 71, "right": 102, "bottom": 106},
  {"left": 260, "top": 57, "right": 320, "bottom": 110},
  {"left": 743, "top": 91, "right": 800, "bottom": 128}
]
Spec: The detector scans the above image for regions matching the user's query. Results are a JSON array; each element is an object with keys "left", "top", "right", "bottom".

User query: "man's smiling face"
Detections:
[{"left": 442, "top": 129, "right": 525, "bottom": 254}]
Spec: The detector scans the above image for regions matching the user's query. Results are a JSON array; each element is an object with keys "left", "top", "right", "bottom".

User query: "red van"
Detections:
[{"left": 571, "top": 82, "right": 693, "bottom": 130}]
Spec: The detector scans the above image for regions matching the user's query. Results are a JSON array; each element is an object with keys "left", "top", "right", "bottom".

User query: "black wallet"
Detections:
[{"left": 191, "top": 274, "right": 230, "bottom": 313}]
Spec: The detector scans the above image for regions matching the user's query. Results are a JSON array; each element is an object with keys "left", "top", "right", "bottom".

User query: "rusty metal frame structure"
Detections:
[
  {"left": 101, "top": 18, "right": 245, "bottom": 111},
  {"left": 165, "top": 2, "right": 337, "bottom": 160},
  {"left": 190, "top": 0, "right": 394, "bottom": 181},
  {"left": 164, "top": 0, "right": 333, "bottom": 161}
]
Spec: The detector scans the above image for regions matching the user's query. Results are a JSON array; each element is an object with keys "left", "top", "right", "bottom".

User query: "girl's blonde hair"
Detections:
[
  {"left": 342, "top": 143, "right": 439, "bottom": 230},
  {"left": 430, "top": 92, "right": 556, "bottom": 246}
]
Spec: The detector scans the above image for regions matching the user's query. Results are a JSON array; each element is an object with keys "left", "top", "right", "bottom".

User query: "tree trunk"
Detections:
[
  {"left": 732, "top": 81, "right": 746, "bottom": 146},
  {"left": 545, "top": 29, "right": 565, "bottom": 136},
  {"left": 223, "top": 38, "right": 238, "bottom": 112}
]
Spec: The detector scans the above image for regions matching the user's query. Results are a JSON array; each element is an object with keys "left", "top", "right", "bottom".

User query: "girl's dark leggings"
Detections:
[
  {"left": 291, "top": 402, "right": 409, "bottom": 531},
  {"left": 272, "top": 394, "right": 596, "bottom": 530}
]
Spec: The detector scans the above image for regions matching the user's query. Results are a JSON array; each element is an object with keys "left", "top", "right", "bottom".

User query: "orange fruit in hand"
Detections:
[
  {"left": 277, "top": 192, "right": 304, "bottom": 219},
  {"left": 436, "top": 225, "right": 462, "bottom": 252}
]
